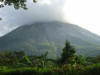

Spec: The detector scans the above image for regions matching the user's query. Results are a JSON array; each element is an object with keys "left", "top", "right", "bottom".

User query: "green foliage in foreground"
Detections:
[
  {"left": 0, "top": 41, "right": 100, "bottom": 75},
  {"left": 0, "top": 63, "right": 100, "bottom": 75}
]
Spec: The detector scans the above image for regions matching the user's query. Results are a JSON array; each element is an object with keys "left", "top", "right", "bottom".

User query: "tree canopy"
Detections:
[
  {"left": 0, "top": 0, "right": 37, "bottom": 21},
  {"left": 0, "top": 0, "right": 37, "bottom": 10}
]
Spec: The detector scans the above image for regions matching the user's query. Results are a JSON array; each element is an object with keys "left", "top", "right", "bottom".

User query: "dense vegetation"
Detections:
[{"left": 0, "top": 41, "right": 100, "bottom": 75}]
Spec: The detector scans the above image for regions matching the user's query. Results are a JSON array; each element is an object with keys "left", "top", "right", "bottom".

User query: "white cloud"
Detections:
[
  {"left": 1, "top": 0, "right": 100, "bottom": 37},
  {"left": 63, "top": 0, "right": 100, "bottom": 35},
  {"left": 0, "top": 0, "right": 65, "bottom": 36},
  {"left": 39, "top": 0, "right": 52, "bottom": 5}
]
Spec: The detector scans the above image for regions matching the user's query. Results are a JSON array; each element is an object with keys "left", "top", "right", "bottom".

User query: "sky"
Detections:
[{"left": 0, "top": 0, "right": 100, "bottom": 36}]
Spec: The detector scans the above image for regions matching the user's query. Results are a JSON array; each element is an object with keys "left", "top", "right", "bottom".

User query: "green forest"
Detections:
[{"left": 0, "top": 41, "right": 100, "bottom": 75}]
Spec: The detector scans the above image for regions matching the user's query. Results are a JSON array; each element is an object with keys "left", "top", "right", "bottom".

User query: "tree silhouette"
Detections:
[
  {"left": 0, "top": 18, "right": 2, "bottom": 21},
  {"left": 0, "top": 0, "right": 37, "bottom": 21},
  {"left": 60, "top": 41, "right": 75, "bottom": 64},
  {"left": 0, "top": 0, "right": 37, "bottom": 10}
]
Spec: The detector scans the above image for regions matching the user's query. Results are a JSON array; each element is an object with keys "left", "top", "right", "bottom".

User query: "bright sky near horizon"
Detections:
[
  {"left": 63, "top": 0, "right": 100, "bottom": 35},
  {"left": 0, "top": 0, "right": 100, "bottom": 36}
]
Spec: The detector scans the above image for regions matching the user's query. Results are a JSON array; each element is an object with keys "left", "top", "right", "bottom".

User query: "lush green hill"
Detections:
[{"left": 0, "top": 21, "right": 100, "bottom": 58}]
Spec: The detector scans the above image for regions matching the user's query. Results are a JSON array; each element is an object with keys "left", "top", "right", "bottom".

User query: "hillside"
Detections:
[{"left": 0, "top": 21, "right": 100, "bottom": 58}]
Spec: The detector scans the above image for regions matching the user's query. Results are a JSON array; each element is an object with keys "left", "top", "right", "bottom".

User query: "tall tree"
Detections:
[{"left": 60, "top": 41, "right": 75, "bottom": 64}]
